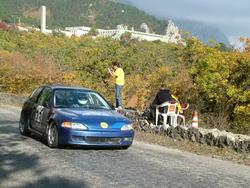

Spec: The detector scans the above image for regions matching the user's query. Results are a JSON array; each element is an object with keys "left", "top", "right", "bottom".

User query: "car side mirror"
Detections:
[
  {"left": 43, "top": 101, "right": 50, "bottom": 108},
  {"left": 109, "top": 103, "right": 115, "bottom": 110}
]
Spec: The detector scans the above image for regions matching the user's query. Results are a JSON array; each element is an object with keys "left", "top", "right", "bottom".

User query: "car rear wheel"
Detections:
[
  {"left": 47, "top": 122, "right": 59, "bottom": 148},
  {"left": 19, "top": 112, "right": 31, "bottom": 136}
]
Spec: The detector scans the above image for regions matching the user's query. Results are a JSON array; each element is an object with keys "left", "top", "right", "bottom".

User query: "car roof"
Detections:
[{"left": 42, "top": 85, "right": 94, "bottom": 92}]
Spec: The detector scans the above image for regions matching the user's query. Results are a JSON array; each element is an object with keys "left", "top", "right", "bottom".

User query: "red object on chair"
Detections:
[
  {"left": 176, "top": 103, "right": 189, "bottom": 126},
  {"left": 181, "top": 103, "right": 189, "bottom": 115}
]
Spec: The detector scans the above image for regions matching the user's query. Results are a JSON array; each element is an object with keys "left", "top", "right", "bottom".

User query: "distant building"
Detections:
[
  {"left": 112, "top": 29, "right": 169, "bottom": 42},
  {"left": 65, "top": 26, "right": 91, "bottom": 37},
  {"left": 98, "top": 29, "right": 118, "bottom": 38},
  {"left": 17, "top": 26, "right": 28, "bottom": 32},
  {"left": 65, "top": 22, "right": 185, "bottom": 45}
]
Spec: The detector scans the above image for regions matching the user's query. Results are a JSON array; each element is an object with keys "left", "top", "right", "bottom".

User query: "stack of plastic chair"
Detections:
[
  {"left": 155, "top": 101, "right": 179, "bottom": 126},
  {"left": 176, "top": 103, "right": 189, "bottom": 126}
]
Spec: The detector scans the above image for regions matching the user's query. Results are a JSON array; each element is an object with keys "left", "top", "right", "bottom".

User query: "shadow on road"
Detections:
[
  {"left": 22, "top": 177, "right": 87, "bottom": 188},
  {"left": 0, "top": 124, "right": 88, "bottom": 188}
]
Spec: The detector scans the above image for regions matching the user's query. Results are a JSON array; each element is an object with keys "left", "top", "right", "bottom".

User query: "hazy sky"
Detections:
[{"left": 127, "top": 0, "right": 250, "bottom": 43}]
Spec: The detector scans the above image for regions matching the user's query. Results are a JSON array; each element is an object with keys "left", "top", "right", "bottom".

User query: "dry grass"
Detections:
[{"left": 134, "top": 131, "right": 250, "bottom": 166}]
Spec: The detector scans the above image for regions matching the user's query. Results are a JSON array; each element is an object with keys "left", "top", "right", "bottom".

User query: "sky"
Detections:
[{"left": 127, "top": 0, "right": 250, "bottom": 45}]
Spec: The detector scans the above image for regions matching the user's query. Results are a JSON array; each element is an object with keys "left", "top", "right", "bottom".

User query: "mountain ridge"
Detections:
[{"left": 111, "top": 0, "right": 231, "bottom": 46}]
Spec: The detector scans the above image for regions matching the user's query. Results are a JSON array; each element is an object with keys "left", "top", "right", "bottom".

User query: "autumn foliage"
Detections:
[{"left": 0, "top": 27, "right": 249, "bottom": 134}]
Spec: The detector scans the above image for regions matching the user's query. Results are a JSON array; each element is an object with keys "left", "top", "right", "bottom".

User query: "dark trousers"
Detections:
[{"left": 150, "top": 104, "right": 157, "bottom": 121}]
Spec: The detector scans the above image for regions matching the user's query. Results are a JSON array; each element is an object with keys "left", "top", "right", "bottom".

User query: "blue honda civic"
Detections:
[{"left": 19, "top": 85, "right": 134, "bottom": 149}]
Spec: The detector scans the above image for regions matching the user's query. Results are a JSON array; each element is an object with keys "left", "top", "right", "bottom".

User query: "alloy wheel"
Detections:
[{"left": 48, "top": 124, "right": 55, "bottom": 145}]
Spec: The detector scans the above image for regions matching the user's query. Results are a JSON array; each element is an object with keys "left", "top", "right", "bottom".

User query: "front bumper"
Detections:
[{"left": 58, "top": 127, "right": 134, "bottom": 146}]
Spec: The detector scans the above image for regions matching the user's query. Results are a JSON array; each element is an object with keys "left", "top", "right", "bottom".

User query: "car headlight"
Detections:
[
  {"left": 61, "top": 122, "right": 88, "bottom": 130},
  {"left": 121, "top": 124, "right": 134, "bottom": 131}
]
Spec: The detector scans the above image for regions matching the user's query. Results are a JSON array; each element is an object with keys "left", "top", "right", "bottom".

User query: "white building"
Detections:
[
  {"left": 112, "top": 29, "right": 169, "bottom": 42},
  {"left": 65, "top": 26, "right": 91, "bottom": 37},
  {"left": 17, "top": 26, "right": 28, "bottom": 32},
  {"left": 64, "top": 21, "right": 185, "bottom": 45},
  {"left": 98, "top": 29, "right": 118, "bottom": 38}
]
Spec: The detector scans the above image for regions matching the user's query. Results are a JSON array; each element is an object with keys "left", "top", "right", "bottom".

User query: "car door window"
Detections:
[
  {"left": 29, "top": 87, "right": 44, "bottom": 103},
  {"left": 37, "top": 87, "right": 52, "bottom": 107}
]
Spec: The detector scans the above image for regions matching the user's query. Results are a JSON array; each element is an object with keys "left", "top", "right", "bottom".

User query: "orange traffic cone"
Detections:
[{"left": 192, "top": 111, "right": 198, "bottom": 127}]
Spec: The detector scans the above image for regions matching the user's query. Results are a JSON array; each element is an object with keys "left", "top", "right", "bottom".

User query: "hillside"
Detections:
[
  {"left": 0, "top": 0, "right": 169, "bottom": 34},
  {"left": 172, "top": 19, "right": 231, "bottom": 47},
  {"left": 112, "top": 0, "right": 231, "bottom": 46}
]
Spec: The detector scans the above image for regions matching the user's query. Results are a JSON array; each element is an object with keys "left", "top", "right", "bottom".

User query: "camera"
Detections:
[{"left": 109, "top": 67, "right": 113, "bottom": 71}]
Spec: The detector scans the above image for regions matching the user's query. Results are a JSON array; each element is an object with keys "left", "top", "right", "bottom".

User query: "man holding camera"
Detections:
[{"left": 108, "top": 62, "right": 124, "bottom": 109}]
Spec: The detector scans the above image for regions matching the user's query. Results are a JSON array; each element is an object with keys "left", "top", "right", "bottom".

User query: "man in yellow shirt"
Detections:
[{"left": 108, "top": 62, "right": 125, "bottom": 108}]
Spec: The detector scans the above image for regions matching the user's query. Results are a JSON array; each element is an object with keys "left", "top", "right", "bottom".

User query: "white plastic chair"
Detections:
[
  {"left": 176, "top": 103, "right": 189, "bottom": 126},
  {"left": 155, "top": 101, "right": 179, "bottom": 126}
]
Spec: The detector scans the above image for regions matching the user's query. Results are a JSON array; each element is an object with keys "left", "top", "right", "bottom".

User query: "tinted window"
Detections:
[
  {"left": 37, "top": 87, "right": 52, "bottom": 106},
  {"left": 29, "top": 87, "right": 44, "bottom": 102}
]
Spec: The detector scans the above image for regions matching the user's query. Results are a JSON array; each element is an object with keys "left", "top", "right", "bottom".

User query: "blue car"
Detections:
[{"left": 19, "top": 85, "right": 134, "bottom": 149}]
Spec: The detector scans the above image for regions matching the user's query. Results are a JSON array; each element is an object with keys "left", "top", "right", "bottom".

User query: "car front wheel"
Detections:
[
  {"left": 19, "top": 112, "right": 31, "bottom": 136},
  {"left": 47, "top": 122, "right": 59, "bottom": 148}
]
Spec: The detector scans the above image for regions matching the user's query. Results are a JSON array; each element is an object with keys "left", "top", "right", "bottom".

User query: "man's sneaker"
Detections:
[{"left": 118, "top": 106, "right": 123, "bottom": 110}]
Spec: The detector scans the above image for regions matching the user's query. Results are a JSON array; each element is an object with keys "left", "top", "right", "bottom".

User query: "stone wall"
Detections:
[
  {"left": 0, "top": 93, "right": 28, "bottom": 106},
  {"left": 121, "top": 109, "right": 250, "bottom": 153}
]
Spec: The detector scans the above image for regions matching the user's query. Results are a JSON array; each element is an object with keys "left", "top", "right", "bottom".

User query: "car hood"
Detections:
[{"left": 55, "top": 108, "right": 131, "bottom": 130}]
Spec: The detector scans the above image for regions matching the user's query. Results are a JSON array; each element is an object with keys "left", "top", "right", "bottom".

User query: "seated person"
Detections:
[
  {"left": 150, "top": 84, "right": 175, "bottom": 123},
  {"left": 65, "top": 91, "right": 76, "bottom": 104},
  {"left": 55, "top": 92, "right": 72, "bottom": 107}
]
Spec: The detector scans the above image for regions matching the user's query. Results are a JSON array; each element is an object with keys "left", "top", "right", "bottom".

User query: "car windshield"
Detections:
[{"left": 53, "top": 89, "right": 112, "bottom": 110}]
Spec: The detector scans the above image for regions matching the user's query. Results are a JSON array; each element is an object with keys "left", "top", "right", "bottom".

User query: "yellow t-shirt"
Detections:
[{"left": 114, "top": 68, "right": 125, "bottom": 85}]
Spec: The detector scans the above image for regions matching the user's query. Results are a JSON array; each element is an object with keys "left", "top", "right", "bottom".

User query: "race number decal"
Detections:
[{"left": 35, "top": 105, "right": 44, "bottom": 123}]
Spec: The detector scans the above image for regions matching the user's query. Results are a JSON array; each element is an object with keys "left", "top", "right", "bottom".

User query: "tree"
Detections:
[
  {"left": 87, "top": 26, "right": 99, "bottom": 36},
  {"left": 120, "top": 31, "right": 132, "bottom": 40},
  {"left": 0, "top": 22, "right": 7, "bottom": 30}
]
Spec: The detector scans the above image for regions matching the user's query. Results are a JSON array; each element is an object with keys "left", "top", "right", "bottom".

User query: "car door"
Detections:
[
  {"left": 28, "top": 87, "right": 44, "bottom": 129},
  {"left": 33, "top": 87, "right": 52, "bottom": 133}
]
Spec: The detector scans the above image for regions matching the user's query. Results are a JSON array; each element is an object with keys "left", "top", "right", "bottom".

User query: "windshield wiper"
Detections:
[
  {"left": 55, "top": 105, "right": 69, "bottom": 108},
  {"left": 87, "top": 106, "right": 109, "bottom": 110}
]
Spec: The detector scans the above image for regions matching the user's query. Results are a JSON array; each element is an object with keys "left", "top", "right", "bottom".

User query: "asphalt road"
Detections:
[{"left": 0, "top": 104, "right": 250, "bottom": 188}]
